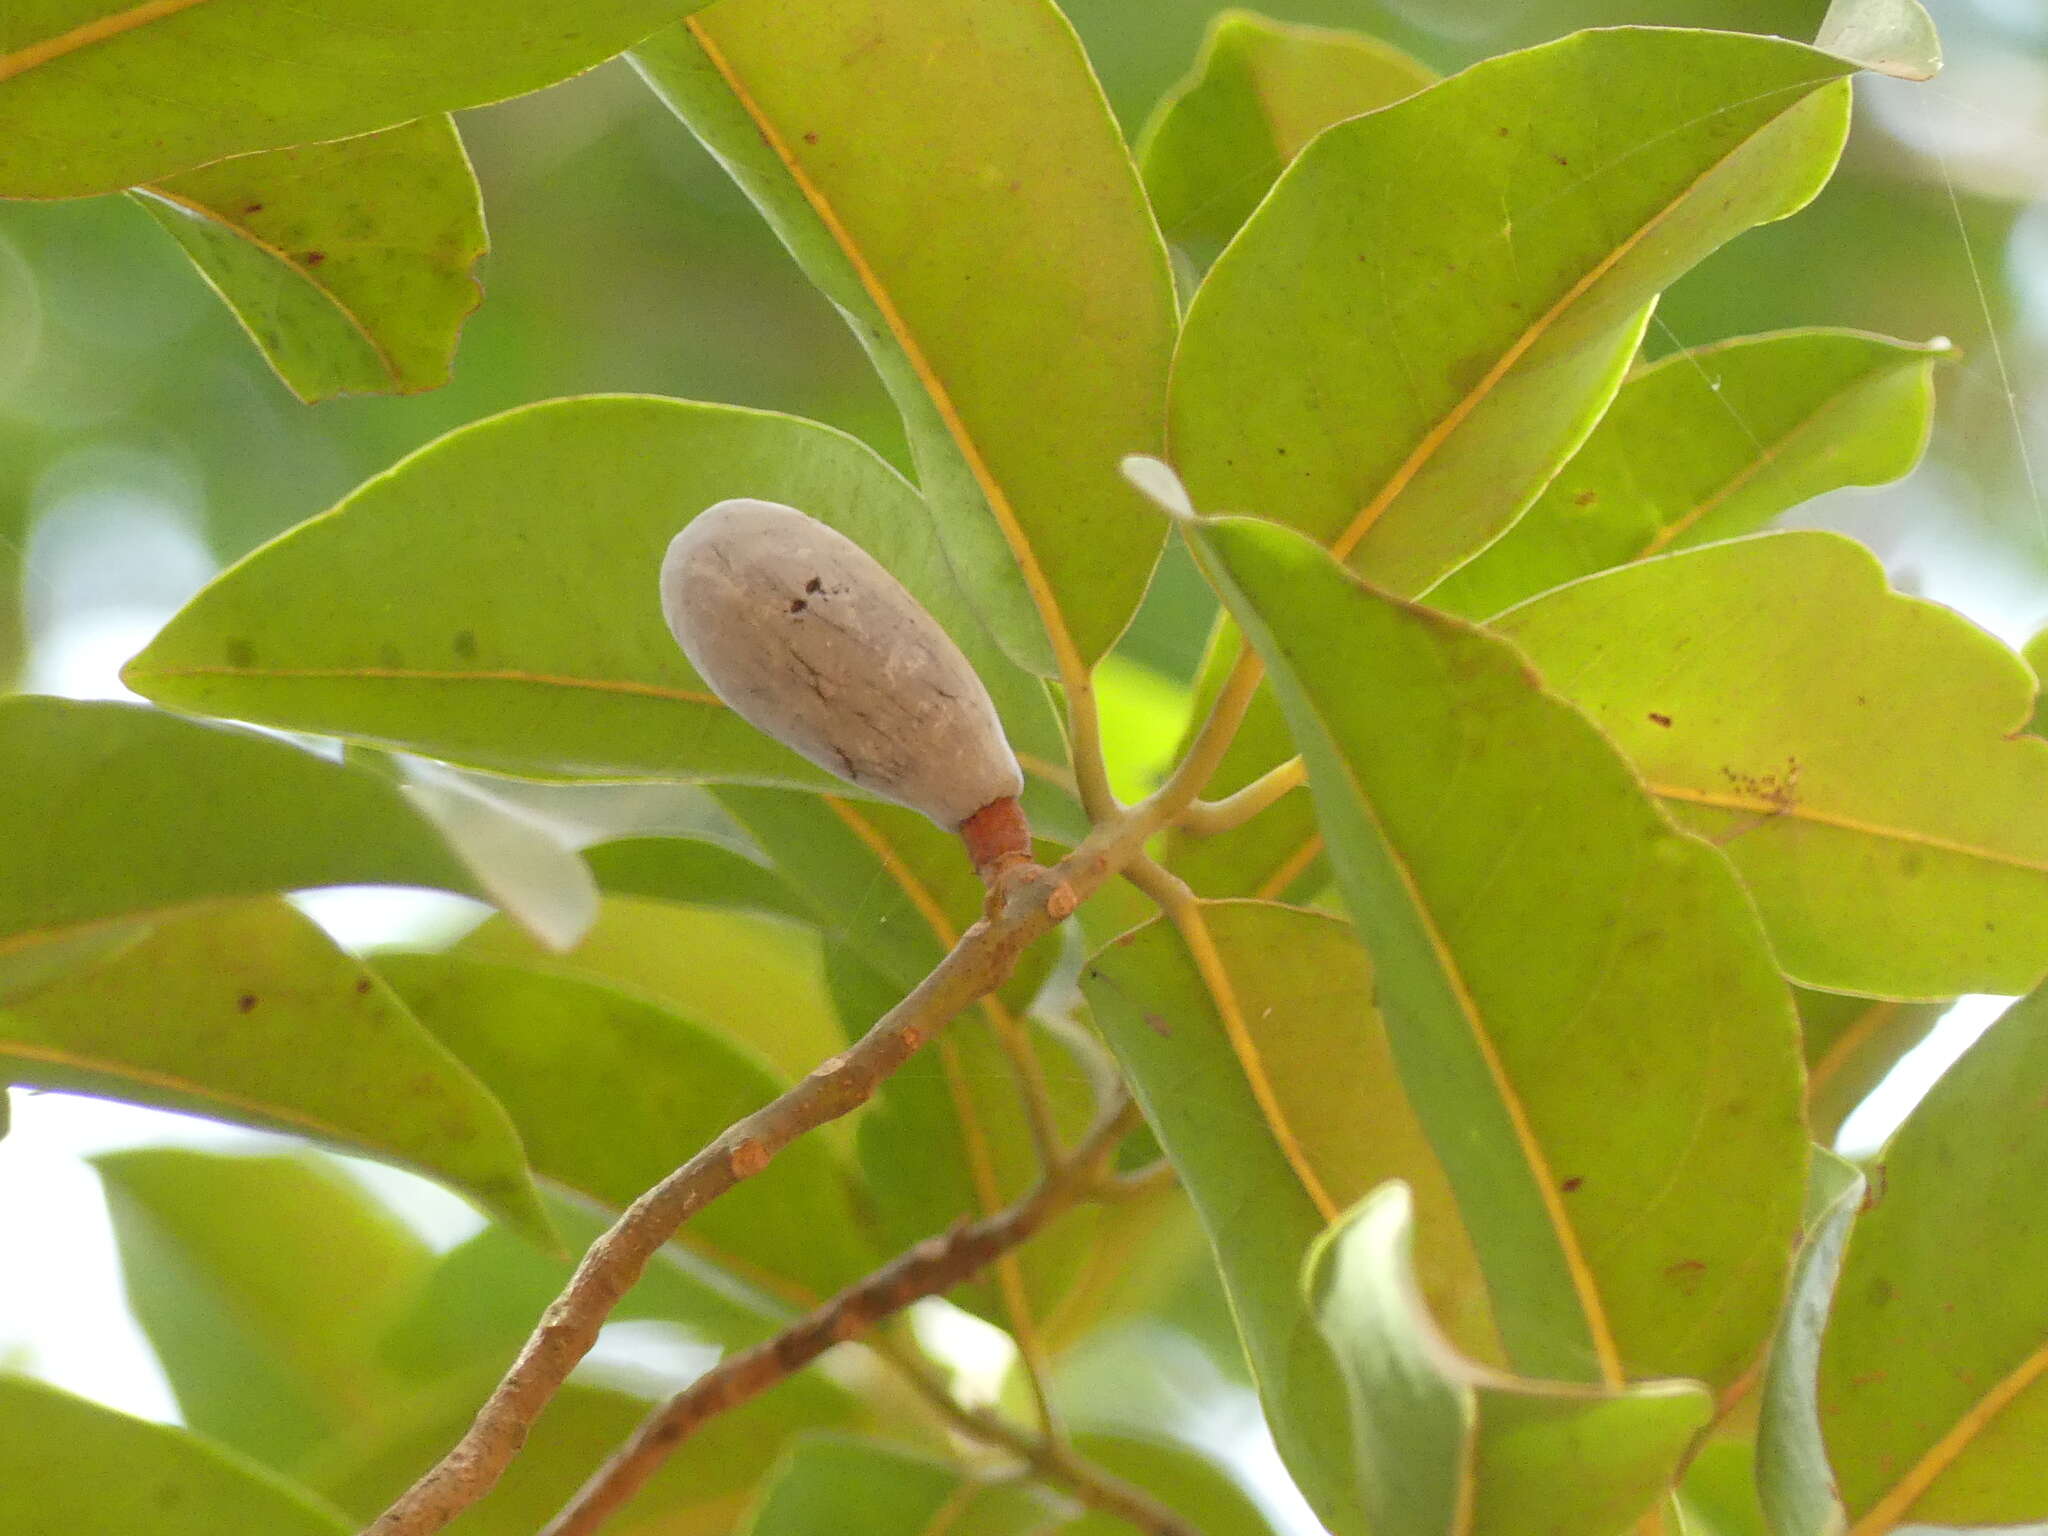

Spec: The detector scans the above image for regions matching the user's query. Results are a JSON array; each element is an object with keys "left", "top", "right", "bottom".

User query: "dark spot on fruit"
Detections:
[
  {"left": 452, "top": 629, "right": 478, "bottom": 659},
  {"left": 1868, "top": 1276, "right": 1894, "bottom": 1306},
  {"left": 1561, "top": 1176, "right": 1583, "bottom": 1193},
  {"left": 789, "top": 598, "right": 808, "bottom": 614},
  {"left": 243, "top": 202, "right": 264, "bottom": 214},
  {"left": 225, "top": 637, "right": 256, "bottom": 668},
  {"left": 805, "top": 576, "right": 824, "bottom": 594},
  {"left": 236, "top": 993, "right": 258, "bottom": 1013},
  {"left": 802, "top": 131, "right": 819, "bottom": 145},
  {"left": 1143, "top": 1010, "right": 1172, "bottom": 1037},
  {"left": 379, "top": 643, "right": 404, "bottom": 668},
  {"left": 1496, "top": 126, "right": 1510, "bottom": 137},
  {"left": 1552, "top": 154, "right": 1568, "bottom": 166},
  {"left": 1573, "top": 490, "right": 1598, "bottom": 507},
  {"left": 303, "top": 250, "right": 327, "bottom": 266},
  {"left": 1648, "top": 712, "right": 1672, "bottom": 728}
]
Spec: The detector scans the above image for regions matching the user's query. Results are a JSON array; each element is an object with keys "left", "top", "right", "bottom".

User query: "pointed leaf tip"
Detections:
[
  {"left": 1121, "top": 455, "right": 1198, "bottom": 521},
  {"left": 1817, "top": 0, "right": 1941, "bottom": 80}
]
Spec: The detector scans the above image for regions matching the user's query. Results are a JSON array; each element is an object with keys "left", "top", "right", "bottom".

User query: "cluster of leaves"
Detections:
[{"left": 4, "top": 1, "right": 2045, "bottom": 1533}]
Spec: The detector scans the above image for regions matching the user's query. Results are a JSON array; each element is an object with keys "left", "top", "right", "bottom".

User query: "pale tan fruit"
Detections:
[{"left": 660, "top": 499, "right": 1024, "bottom": 832}]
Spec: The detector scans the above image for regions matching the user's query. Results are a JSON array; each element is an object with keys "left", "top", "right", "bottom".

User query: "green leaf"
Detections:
[
  {"left": 1082, "top": 900, "right": 1490, "bottom": 1535},
  {"left": 1675, "top": 1439, "right": 1769, "bottom": 1536},
  {"left": 0, "top": 1374, "right": 350, "bottom": 1535},
  {"left": 321, "top": 1375, "right": 854, "bottom": 1534},
  {"left": 1796, "top": 987, "right": 1946, "bottom": 1147},
  {"left": 1816, "top": 0, "right": 1941, "bottom": 80},
  {"left": 373, "top": 951, "right": 877, "bottom": 1305},
  {"left": 1494, "top": 531, "right": 2048, "bottom": 998},
  {"left": 1063, "top": 1429, "right": 1282, "bottom": 1536},
  {"left": 585, "top": 836, "right": 813, "bottom": 926},
  {"left": 1813, "top": 985, "right": 2048, "bottom": 1531},
  {"left": 1170, "top": 27, "right": 1863, "bottom": 598},
  {"left": 379, "top": 1197, "right": 775, "bottom": 1384},
  {"left": 2025, "top": 623, "right": 2048, "bottom": 738},
  {"left": 461, "top": 894, "right": 845, "bottom": 1091},
  {"left": 1431, "top": 329, "right": 1948, "bottom": 619},
  {"left": 1308, "top": 1184, "right": 1711, "bottom": 1536},
  {"left": 1138, "top": 9, "right": 1434, "bottom": 265},
  {"left": 739, "top": 1434, "right": 1061, "bottom": 1536},
  {"left": 1755, "top": 1149, "right": 1866, "bottom": 1536},
  {"left": 133, "top": 115, "right": 485, "bottom": 402},
  {"left": 631, "top": 0, "right": 1177, "bottom": 675},
  {"left": 1185, "top": 512, "right": 1806, "bottom": 1390},
  {"left": 123, "top": 397, "right": 1064, "bottom": 792},
  {"left": 0, "top": 0, "right": 717, "bottom": 200},
  {"left": 2, "top": 898, "right": 550, "bottom": 1242},
  {"left": 95, "top": 1147, "right": 433, "bottom": 1472},
  {"left": 0, "top": 697, "right": 506, "bottom": 955}
]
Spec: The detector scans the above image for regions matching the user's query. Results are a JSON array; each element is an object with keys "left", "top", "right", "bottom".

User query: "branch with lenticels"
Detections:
[{"left": 538, "top": 1095, "right": 1195, "bottom": 1536}]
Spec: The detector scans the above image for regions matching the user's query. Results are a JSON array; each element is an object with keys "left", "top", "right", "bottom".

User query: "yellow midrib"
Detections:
[
  {"left": 1652, "top": 782, "right": 2048, "bottom": 876},
  {"left": 1331, "top": 79, "right": 1830, "bottom": 565},
  {"left": 134, "top": 184, "right": 404, "bottom": 387},
  {"left": 126, "top": 660, "right": 721, "bottom": 708},
  {"left": 1323, "top": 742, "right": 1625, "bottom": 1384},
  {"left": 685, "top": 17, "right": 1088, "bottom": 692},
  {"left": 0, "top": 0, "right": 213, "bottom": 85},
  {"left": 1844, "top": 1339, "right": 2048, "bottom": 1535}
]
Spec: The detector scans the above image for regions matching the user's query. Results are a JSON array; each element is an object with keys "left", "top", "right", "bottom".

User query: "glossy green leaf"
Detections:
[
  {"left": 2, "top": 898, "right": 549, "bottom": 1242},
  {"left": 96, "top": 1147, "right": 433, "bottom": 1472},
  {"left": 1170, "top": 27, "right": 1862, "bottom": 598},
  {"left": 1815, "top": 985, "right": 2048, "bottom": 1531},
  {"left": 134, "top": 115, "right": 484, "bottom": 402},
  {"left": 373, "top": 951, "right": 876, "bottom": 1305},
  {"left": 1495, "top": 532, "right": 2048, "bottom": 998},
  {"left": 0, "top": 1374, "right": 349, "bottom": 1535},
  {"left": 1083, "top": 900, "right": 1492, "bottom": 1534},
  {"left": 1308, "top": 1184, "right": 1711, "bottom": 1536},
  {"left": 1185, "top": 511, "right": 1806, "bottom": 1391},
  {"left": 379, "top": 1196, "right": 775, "bottom": 1384},
  {"left": 124, "top": 397, "right": 1064, "bottom": 791},
  {"left": 321, "top": 1374, "right": 854, "bottom": 1535},
  {"left": 1755, "top": 1150, "right": 1866, "bottom": 1536},
  {"left": 1796, "top": 987, "right": 1946, "bottom": 1146},
  {"left": 632, "top": 0, "right": 1177, "bottom": 675},
  {"left": 1432, "top": 329, "right": 1947, "bottom": 619},
  {"left": 0, "top": 0, "right": 716, "bottom": 200},
  {"left": 0, "top": 697, "right": 504, "bottom": 956},
  {"left": 1063, "top": 1430, "right": 1279, "bottom": 1536},
  {"left": 585, "top": 836, "right": 812, "bottom": 926},
  {"left": 739, "top": 1434, "right": 1060, "bottom": 1536},
  {"left": 461, "top": 894, "right": 844, "bottom": 1091},
  {"left": 1675, "top": 1439, "right": 1769, "bottom": 1536},
  {"left": 1138, "top": 10, "right": 1433, "bottom": 264}
]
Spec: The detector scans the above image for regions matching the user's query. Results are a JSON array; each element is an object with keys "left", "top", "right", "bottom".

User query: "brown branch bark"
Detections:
[
  {"left": 538, "top": 1098, "right": 1193, "bottom": 1536},
  {"left": 359, "top": 813, "right": 1154, "bottom": 1536}
]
